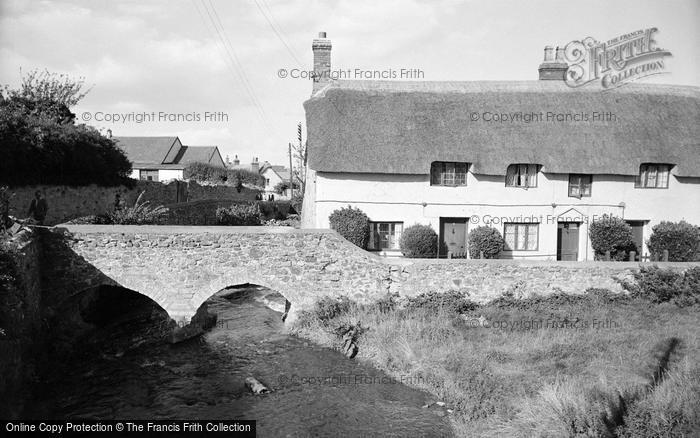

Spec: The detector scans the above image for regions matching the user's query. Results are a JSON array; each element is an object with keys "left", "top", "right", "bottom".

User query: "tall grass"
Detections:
[{"left": 291, "top": 291, "right": 700, "bottom": 437}]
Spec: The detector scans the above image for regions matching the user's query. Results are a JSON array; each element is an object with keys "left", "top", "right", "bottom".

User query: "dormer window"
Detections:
[
  {"left": 635, "top": 164, "right": 670, "bottom": 188},
  {"left": 431, "top": 162, "right": 469, "bottom": 186},
  {"left": 506, "top": 164, "right": 539, "bottom": 188}
]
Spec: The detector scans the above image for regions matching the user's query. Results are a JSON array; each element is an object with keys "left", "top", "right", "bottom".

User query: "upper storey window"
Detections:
[
  {"left": 506, "top": 164, "right": 539, "bottom": 188},
  {"left": 431, "top": 162, "right": 469, "bottom": 186}
]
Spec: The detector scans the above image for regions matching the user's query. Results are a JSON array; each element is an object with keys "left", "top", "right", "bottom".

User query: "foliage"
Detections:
[
  {"left": 399, "top": 224, "right": 438, "bottom": 258},
  {"left": 0, "top": 242, "right": 20, "bottom": 292},
  {"left": 0, "top": 186, "right": 11, "bottom": 231},
  {"left": 404, "top": 290, "right": 477, "bottom": 314},
  {"left": 625, "top": 265, "right": 700, "bottom": 307},
  {"left": 328, "top": 205, "right": 370, "bottom": 249},
  {"left": 589, "top": 214, "right": 636, "bottom": 261},
  {"left": 272, "top": 180, "right": 299, "bottom": 195},
  {"left": 108, "top": 191, "right": 169, "bottom": 225},
  {"left": 313, "top": 296, "right": 353, "bottom": 323},
  {"left": 647, "top": 220, "right": 700, "bottom": 262},
  {"left": 65, "top": 214, "right": 113, "bottom": 225},
  {"left": 467, "top": 226, "right": 504, "bottom": 259},
  {"left": 216, "top": 203, "right": 263, "bottom": 226},
  {"left": 183, "top": 162, "right": 264, "bottom": 187},
  {"left": 0, "top": 70, "right": 130, "bottom": 187},
  {"left": 290, "top": 192, "right": 303, "bottom": 214}
]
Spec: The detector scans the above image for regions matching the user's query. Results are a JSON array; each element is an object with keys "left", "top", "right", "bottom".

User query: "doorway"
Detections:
[
  {"left": 557, "top": 222, "right": 580, "bottom": 261},
  {"left": 439, "top": 217, "right": 468, "bottom": 258},
  {"left": 626, "top": 220, "right": 646, "bottom": 260}
]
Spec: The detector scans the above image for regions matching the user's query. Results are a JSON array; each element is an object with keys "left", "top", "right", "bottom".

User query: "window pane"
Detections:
[
  {"left": 527, "top": 225, "right": 538, "bottom": 250},
  {"left": 506, "top": 165, "right": 517, "bottom": 186},
  {"left": 504, "top": 224, "right": 515, "bottom": 250},
  {"left": 647, "top": 166, "right": 657, "bottom": 187},
  {"left": 527, "top": 165, "right": 537, "bottom": 187},
  {"left": 517, "top": 224, "right": 527, "bottom": 250},
  {"left": 657, "top": 165, "right": 669, "bottom": 187}
]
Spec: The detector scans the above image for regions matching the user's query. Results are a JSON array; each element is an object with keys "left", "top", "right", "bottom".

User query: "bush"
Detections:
[
  {"left": 405, "top": 290, "right": 477, "bottom": 314},
  {"left": 108, "top": 191, "right": 169, "bottom": 225},
  {"left": 400, "top": 224, "right": 437, "bottom": 258},
  {"left": 647, "top": 221, "right": 700, "bottom": 262},
  {"left": 184, "top": 162, "right": 265, "bottom": 187},
  {"left": 468, "top": 226, "right": 504, "bottom": 259},
  {"left": 216, "top": 203, "right": 263, "bottom": 226},
  {"left": 313, "top": 296, "right": 353, "bottom": 322},
  {"left": 589, "top": 214, "right": 637, "bottom": 261},
  {"left": 627, "top": 265, "right": 700, "bottom": 306},
  {"left": 328, "top": 205, "right": 370, "bottom": 249}
]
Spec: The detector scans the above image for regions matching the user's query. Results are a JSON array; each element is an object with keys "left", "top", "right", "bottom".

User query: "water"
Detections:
[{"left": 26, "top": 286, "right": 453, "bottom": 437}]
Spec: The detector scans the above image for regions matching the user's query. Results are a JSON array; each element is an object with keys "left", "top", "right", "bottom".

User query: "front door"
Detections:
[
  {"left": 440, "top": 217, "right": 468, "bottom": 258},
  {"left": 557, "top": 222, "right": 580, "bottom": 261},
  {"left": 626, "top": 220, "right": 645, "bottom": 260}
]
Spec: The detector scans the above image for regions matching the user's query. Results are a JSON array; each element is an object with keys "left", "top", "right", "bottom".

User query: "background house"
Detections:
[
  {"left": 260, "top": 161, "right": 292, "bottom": 199},
  {"left": 301, "top": 33, "right": 700, "bottom": 260},
  {"left": 114, "top": 136, "right": 225, "bottom": 182}
]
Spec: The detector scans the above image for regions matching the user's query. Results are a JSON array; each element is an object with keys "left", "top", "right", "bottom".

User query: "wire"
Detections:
[{"left": 253, "top": 0, "right": 304, "bottom": 68}]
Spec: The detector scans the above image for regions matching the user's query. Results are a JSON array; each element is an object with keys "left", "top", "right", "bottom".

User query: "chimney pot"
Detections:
[
  {"left": 555, "top": 46, "right": 565, "bottom": 62},
  {"left": 318, "top": 31, "right": 326, "bottom": 38},
  {"left": 538, "top": 44, "right": 568, "bottom": 81}
]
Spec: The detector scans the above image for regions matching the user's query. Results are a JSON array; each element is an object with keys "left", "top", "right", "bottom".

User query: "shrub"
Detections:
[
  {"left": 183, "top": 162, "right": 265, "bottom": 187},
  {"left": 589, "top": 214, "right": 636, "bottom": 261},
  {"left": 108, "top": 191, "right": 169, "bottom": 225},
  {"left": 328, "top": 205, "right": 370, "bottom": 249},
  {"left": 272, "top": 180, "right": 299, "bottom": 195},
  {"left": 626, "top": 265, "right": 700, "bottom": 306},
  {"left": 647, "top": 221, "right": 700, "bottom": 262},
  {"left": 468, "top": 226, "right": 504, "bottom": 259},
  {"left": 405, "top": 290, "right": 477, "bottom": 314},
  {"left": 216, "top": 203, "right": 263, "bottom": 226},
  {"left": 399, "top": 224, "right": 437, "bottom": 258},
  {"left": 313, "top": 296, "right": 353, "bottom": 322}
]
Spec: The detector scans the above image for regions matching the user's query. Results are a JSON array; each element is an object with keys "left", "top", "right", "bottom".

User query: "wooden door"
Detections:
[
  {"left": 440, "top": 218, "right": 468, "bottom": 258},
  {"left": 557, "top": 222, "right": 579, "bottom": 261}
]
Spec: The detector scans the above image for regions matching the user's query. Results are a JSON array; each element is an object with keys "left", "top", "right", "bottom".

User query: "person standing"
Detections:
[{"left": 28, "top": 191, "right": 48, "bottom": 225}]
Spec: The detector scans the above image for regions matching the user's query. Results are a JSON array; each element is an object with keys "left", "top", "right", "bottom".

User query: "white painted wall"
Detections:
[
  {"left": 261, "top": 167, "right": 291, "bottom": 199},
  {"left": 306, "top": 171, "right": 700, "bottom": 260},
  {"left": 159, "top": 169, "right": 183, "bottom": 181}
]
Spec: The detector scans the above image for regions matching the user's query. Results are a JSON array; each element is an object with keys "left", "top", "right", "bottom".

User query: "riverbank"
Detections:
[{"left": 291, "top": 287, "right": 700, "bottom": 437}]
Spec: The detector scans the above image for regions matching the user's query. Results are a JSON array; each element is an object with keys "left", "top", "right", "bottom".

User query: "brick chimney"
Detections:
[
  {"left": 233, "top": 155, "right": 240, "bottom": 166},
  {"left": 312, "top": 31, "right": 332, "bottom": 94},
  {"left": 250, "top": 157, "right": 259, "bottom": 173},
  {"left": 106, "top": 129, "right": 112, "bottom": 139},
  {"left": 538, "top": 45, "right": 568, "bottom": 80}
]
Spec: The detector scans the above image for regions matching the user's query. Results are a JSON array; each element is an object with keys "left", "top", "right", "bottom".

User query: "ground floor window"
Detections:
[
  {"left": 368, "top": 222, "right": 403, "bottom": 250},
  {"left": 139, "top": 169, "right": 159, "bottom": 181},
  {"left": 504, "top": 223, "right": 539, "bottom": 251}
]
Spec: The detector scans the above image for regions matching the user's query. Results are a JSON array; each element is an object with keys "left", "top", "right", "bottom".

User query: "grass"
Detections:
[{"left": 291, "top": 290, "right": 700, "bottom": 437}]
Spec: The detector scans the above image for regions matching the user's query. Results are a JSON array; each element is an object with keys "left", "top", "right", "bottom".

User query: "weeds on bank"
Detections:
[{"left": 291, "top": 266, "right": 700, "bottom": 437}]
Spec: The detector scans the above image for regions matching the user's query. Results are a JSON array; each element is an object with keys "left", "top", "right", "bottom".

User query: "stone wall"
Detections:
[
  {"left": 0, "top": 230, "right": 44, "bottom": 419},
  {"left": 8, "top": 181, "right": 261, "bottom": 225},
  {"left": 45, "top": 225, "right": 698, "bottom": 324}
]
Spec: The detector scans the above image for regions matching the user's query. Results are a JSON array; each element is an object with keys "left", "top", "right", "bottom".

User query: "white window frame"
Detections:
[
  {"left": 635, "top": 164, "right": 670, "bottom": 188},
  {"left": 503, "top": 223, "right": 539, "bottom": 251},
  {"left": 506, "top": 164, "right": 538, "bottom": 188},
  {"left": 368, "top": 222, "right": 403, "bottom": 251},
  {"left": 431, "top": 162, "right": 469, "bottom": 186},
  {"left": 568, "top": 174, "right": 592, "bottom": 197}
]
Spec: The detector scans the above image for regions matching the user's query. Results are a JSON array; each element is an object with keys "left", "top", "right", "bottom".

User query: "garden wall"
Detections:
[{"left": 7, "top": 181, "right": 260, "bottom": 225}]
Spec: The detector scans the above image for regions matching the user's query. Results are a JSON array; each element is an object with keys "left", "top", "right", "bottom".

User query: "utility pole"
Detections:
[{"left": 288, "top": 142, "right": 294, "bottom": 199}]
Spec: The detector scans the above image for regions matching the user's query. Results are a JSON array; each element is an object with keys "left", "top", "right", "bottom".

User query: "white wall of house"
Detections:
[
  {"left": 159, "top": 169, "right": 184, "bottom": 181},
  {"left": 261, "top": 167, "right": 291, "bottom": 199},
  {"left": 305, "top": 171, "right": 700, "bottom": 260}
]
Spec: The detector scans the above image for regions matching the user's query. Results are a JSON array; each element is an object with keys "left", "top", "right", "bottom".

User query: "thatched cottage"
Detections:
[{"left": 301, "top": 33, "right": 700, "bottom": 260}]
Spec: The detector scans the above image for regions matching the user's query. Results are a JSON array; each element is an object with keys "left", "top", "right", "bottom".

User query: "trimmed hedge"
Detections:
[
  {"left": 184, "top": 162, "right": 264, "bottom": 187},
  {"left": 647, "top": 221, "right": 700, "bottom": 262},
  {"left": 216, "top": 203, "right": 263, "bottom": 225},
  {"left": 400, "top": 224, "right": 437, "bottom": 258},
  {"left": 328, "top": 205, "right": 370, "bottom": 249},
  {"left": 589, "top": 214, "right": 636, "bottom": 261},
  {"left": 468, "top": 226, "right": 504, "bottom": 259}
]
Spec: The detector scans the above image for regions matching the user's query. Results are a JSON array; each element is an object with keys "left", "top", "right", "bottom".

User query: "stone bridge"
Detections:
[{"left": 43, "top": 225, "right": 660, "bottom": 324}]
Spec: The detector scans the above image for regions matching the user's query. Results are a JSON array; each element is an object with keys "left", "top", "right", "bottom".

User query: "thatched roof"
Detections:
[{"left": 304, "top": 80, "right": 700, "bottom": 177}]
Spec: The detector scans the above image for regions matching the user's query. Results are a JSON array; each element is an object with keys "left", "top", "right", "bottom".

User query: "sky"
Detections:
[{"left": 1, "top": 0, "right": 698, "bottom": 166}]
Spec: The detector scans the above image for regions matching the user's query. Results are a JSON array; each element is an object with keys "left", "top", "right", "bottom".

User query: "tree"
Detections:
[
  {"left": 0, "top": 70, "right": 130, "bottom": 186},
  {"left": 589, "top": 214, "right": 636, "bottom": 261},
  {"left": 273, "top": 180, "right": 299, "bottom": 195}
]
